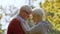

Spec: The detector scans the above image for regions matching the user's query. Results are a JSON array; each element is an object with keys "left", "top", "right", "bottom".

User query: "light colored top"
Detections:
[
  {"left": 16, "top": 15, "right": 49, "bottom": 34},
  {"left": 16, "top": 16, "right": 30, "bottom": 31},
  {"left": 30, "top": 21, "right": 49, "bottom": 34}
]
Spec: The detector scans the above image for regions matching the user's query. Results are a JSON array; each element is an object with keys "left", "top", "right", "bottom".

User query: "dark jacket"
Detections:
[{"left": 7, "top": 18, "right": 25, "bottom": 34}]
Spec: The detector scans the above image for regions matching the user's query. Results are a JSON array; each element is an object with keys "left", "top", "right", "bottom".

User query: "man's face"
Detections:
[{"left": 22, "top": 9, "right": 32, "bottom": 20}]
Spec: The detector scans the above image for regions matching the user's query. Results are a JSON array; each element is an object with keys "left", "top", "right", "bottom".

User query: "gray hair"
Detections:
[
  {"left": 32, "top": 8, "right": 45, "bottom": 17},
  {"left": 20, "top": 5, "right": 32, "bottom": 12}
]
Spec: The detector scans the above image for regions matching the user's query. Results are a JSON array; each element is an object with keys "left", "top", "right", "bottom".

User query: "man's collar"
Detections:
[
  {"left": 16, "top": 15, "right": 25, "bottom": 23},
  {"left": 16, "top": 15, "right": 31, "bottom": 31}
]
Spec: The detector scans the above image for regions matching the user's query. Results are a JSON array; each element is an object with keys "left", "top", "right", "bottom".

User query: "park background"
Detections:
[{"left": 0, "top": 0, "right": 60, "bottom": 34}]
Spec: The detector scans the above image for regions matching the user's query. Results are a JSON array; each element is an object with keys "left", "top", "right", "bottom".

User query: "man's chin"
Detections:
[{"left": 24, "top": 18, "right": 28, "bottom": 20}]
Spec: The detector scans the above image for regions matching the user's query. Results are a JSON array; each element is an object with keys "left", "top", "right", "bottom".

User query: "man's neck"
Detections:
[{"left": 18, "top": 14, "right": 26, "bottom": 20}]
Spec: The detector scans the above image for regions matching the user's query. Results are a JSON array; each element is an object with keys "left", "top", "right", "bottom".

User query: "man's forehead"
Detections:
[
  {"left": 21, "top": 5, "right": 32, "bottom": 11},
  {"left": 25, "top": 6, "right": 32, "bottom": 12},
  {"left": 26, "top": 8, "right": 32, "bottom": 12}
]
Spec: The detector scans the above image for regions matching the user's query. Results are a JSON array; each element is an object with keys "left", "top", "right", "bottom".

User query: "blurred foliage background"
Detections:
[
  {"left": 0, "top": 0, "right": 60, "bottom": 34},
  {"left": 0, "top": 5, "right": 18, "bottom": 34},
  {"left": 39, "top": 0, "right": 60, "bottom": 34}
]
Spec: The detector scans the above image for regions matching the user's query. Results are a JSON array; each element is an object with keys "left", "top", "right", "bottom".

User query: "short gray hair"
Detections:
[
  {"left": 32, "top": 8, "right": 45, "bottom": 17},
  {"left": 20, "top": 5, "right": 32, "bottom": 12}
]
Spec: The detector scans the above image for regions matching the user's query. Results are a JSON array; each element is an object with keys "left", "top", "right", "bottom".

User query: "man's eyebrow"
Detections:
[
  {"left": 25, "top": 10, "right": 29, "bottom": 14},
  {"left": 26, "top": 10, "right": 31, "bottom": 14}
]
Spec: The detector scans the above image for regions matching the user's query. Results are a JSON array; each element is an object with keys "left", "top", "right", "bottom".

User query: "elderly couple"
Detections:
[{"left": 7, "top": 5, "right": 50, "bottom": 34}]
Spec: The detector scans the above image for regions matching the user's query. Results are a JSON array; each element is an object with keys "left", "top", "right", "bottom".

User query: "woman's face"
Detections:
[{"left": 32, "top": 14, "right": 40, "bottom": 23}]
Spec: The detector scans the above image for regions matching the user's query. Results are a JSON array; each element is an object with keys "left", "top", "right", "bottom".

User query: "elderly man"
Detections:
[{"left": 7, "top": 5, "right": 32, "bottom": 34}]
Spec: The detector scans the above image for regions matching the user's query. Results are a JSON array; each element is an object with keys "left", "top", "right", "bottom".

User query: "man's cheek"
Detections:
[{"left": 26, "top": 16, "right": 29, "bottom": 18}]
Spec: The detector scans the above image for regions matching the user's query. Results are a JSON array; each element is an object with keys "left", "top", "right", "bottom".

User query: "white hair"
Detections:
[{"left": 32, "top": 8, "right": 45, "bottom": 17}]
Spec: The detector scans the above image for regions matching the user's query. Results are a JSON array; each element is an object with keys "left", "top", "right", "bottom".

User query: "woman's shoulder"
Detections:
[
  {"left": 38, "top": 21, "right": 49, "bottom": 26},
  {"left": 41, "top": 21, "right": 50, "bottom": 28},
  {"left": 41, "top": 21, "right": 48, "bottom": 24}
]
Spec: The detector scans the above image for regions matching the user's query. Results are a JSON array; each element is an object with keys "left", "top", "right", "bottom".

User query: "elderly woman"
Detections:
[{"left": 29, "top": 8, "right": 50, "bottom": 34}]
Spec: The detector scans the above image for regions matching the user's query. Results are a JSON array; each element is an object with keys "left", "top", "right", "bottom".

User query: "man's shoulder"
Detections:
[
  {"left": 11, "top": 18, "right": 20, "bottom": 22},
  {"left": 8, "top": 18, "right": 21, "bottom": 28},
  {"left": 9, "top": 18, "right": 20, "bottom": 25}
]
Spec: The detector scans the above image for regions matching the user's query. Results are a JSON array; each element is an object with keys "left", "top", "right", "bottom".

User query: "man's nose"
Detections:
[{"left": 27, "top": 15, "right": 29, "bottom": 18}]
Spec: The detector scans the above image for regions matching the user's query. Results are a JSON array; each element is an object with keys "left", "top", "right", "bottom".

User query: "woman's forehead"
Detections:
[
  {"left": 33, "top": 14, "right": 40, "bottom": 16},
  {"left": 33, "top": 15, "right": 40, "bottom": 18}
]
